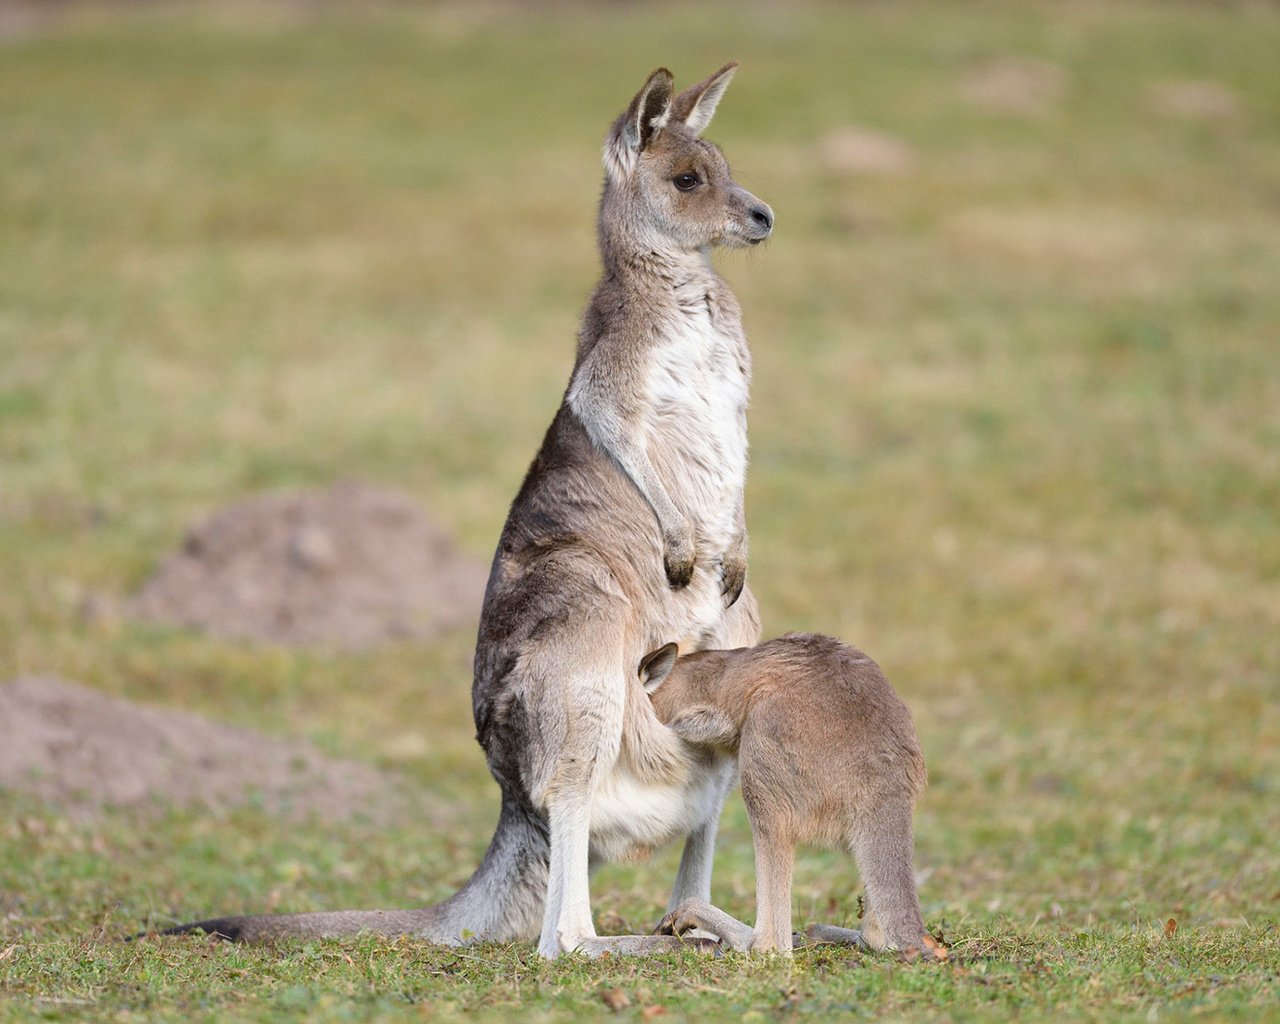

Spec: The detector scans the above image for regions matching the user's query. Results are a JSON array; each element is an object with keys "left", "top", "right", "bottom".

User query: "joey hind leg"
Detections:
[
  {"left": 807, "top": 800, "right": 945, "bottom": 959},
  {"left": 850, "top": 801, "right": 937, "bottom": 954},
  {"left": 748, "top": 822, "right": 796, "bottom": 952}
]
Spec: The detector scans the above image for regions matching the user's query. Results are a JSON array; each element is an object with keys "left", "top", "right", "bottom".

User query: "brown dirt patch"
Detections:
[
  {"left": 0, "top": 2, "right": 66, "bottom": 41},
  {"left": 0, "top": 676, "right": 426, "bottom": 822},
  {"left": 127, "top": 482, "right": 488, "bottom": 650},
  {"left": 819, "top": 126, "right": 917, "bottom": 176},
  {"left": 1147, "top": 79, "right": 1240, "bottom": 121},
  {"left": 960, "top": 58, "right": 1066, "bottom": 114},
  {"left": 944, "top": 206, "right": 1152, "bottom": 289}
]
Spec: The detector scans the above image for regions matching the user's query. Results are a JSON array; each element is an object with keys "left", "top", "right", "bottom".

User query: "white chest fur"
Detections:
[
  {"left": 644, "top": 298, "right": 749, "bottom": 555},
  {"left": 588, "top": 755, "right": 733, "bottom": 862}
]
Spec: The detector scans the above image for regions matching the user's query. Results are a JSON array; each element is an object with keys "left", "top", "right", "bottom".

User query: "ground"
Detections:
[
  {"left": 1, "top": 1, "right": 1278, "bottom": 1021},
  {"left": 126, "top": 481, "right": 487, "bottom": 649}
]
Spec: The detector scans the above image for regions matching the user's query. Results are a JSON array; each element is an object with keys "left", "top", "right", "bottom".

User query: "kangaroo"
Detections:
[
  {"left": 639, "top": 634, "right": 947, "bottom": 959},
  {"left": 159, "top": 64, "right": 773, "bottom": 959}
]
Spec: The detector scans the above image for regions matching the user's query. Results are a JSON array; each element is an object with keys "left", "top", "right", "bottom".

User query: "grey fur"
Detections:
[
  {"left": 157, "top": 64, "right": 772, "bottom": 960},
  {"left": 645, "top": 634, "right": 947, "bottom": 959}
]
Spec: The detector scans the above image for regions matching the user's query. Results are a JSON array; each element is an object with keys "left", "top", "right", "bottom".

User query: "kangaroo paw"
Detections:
[
  {"left": 719, "top": 554, "right": 746, "bottom": 607},
  {"left": 664, "top": 551, "right": 695, "bottom": 589}
]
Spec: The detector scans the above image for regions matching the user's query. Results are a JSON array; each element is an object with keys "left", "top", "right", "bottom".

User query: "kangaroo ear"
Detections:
[
  {"left": 639, "top": 642, "right": 679, "bottom": 693},
  {"left": 671, "top": 61, "right": 738, "bottom": 136},
  {"left": 668, "top": 704, "right": 737, "bottom": 746},
  {"left": 604, "top": 67, "right": 674, "bottom": 181}
]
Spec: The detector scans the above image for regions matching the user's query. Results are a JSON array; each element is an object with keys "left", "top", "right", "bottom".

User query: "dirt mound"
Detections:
[
  {"left": 0, "top": 676, "right": 418, "bottom": 822},
  {"left": 819, "top": 126, "right": 916, "bottom": 175},
  {"left": 1148, "top": 79, "right": 1240, "bottom": 121},
  {"left": 960, "top": 58, "right": 1066, "bottom": 114},
  {"left": 128, "top": 482, "right": 488, "bottom": 649}
]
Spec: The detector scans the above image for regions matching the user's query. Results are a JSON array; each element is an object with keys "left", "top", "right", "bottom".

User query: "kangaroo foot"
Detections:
[
  {"left": 804, "top": 924, "right": 948, "bottom": 961},
  {"left": 804, "top": 923, "right": 870, "bottom": 948},
  {"left": 574, "top": 933, "right": 720, "bottom": 958},
  {"left": 656, "top": 898, "right": 754, "bottom": 952}
]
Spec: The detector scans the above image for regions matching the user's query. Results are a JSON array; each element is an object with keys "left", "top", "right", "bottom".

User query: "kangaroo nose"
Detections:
[{"left": 750, "top": 204, "right": 774, "bottom": 232}]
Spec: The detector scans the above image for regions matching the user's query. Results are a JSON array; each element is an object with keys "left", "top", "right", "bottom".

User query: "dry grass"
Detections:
[{"left": 1, "top": 1, "right": 1278, "bottom": 1019}]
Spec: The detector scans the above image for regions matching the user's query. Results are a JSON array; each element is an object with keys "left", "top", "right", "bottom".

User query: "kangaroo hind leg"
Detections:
[
  {"left": 524, "top": 615, "right": 629, "bottom": 959},
  {"left": 808, "top": 798, "right": 944, "bottom": 959},
  {"left": 747, "top": 820, "right": 795, "bottom": 953}
]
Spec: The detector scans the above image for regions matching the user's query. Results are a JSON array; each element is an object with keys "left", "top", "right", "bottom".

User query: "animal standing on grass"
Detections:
[
  {"left": 642, "top": 633, "right": 947, "bottom": 959},
  {"left": 162, "top": 63, "right": 775, "bottom": 958}
]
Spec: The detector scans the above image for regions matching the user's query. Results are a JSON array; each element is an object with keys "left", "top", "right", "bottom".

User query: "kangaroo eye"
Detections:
[{"left": 673, "top": 173, "right": 700, "bottom": 191}]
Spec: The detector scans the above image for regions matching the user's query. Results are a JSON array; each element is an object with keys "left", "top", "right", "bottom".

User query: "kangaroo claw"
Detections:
[{"left": 664, "top": 552, "right": 695, "bottom": 589}]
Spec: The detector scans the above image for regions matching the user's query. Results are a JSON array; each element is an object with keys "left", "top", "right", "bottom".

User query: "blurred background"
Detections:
[{"left": 1, "top": 0, "right": 1277, "bottom": 987}]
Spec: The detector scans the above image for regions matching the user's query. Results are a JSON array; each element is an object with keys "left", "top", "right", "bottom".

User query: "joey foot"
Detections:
[
  {"left": 803, "top": 924, "right": 948, "bottom": 962},
  {"left": 920, "top": 934, "right": 949, "bottom": 961},
  {"left": 803, "top": 923, "right": 869, "bottom": 948}
]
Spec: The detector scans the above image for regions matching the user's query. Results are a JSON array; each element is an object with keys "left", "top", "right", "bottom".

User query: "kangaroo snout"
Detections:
[
  {"left": 727, "top": 189, "right": 773, "bottom": 246},
  {"left": 747, "top": 202, "right": 774, "bottom": 242}
]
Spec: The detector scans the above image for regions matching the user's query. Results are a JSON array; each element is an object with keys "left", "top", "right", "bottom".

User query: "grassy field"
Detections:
[{"left": 2, "top": 0, "right": 1279, "bottom": 1019}]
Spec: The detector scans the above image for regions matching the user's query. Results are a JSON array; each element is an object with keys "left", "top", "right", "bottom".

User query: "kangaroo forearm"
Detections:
[{"left": 568, "top": 388, "right": 687, "bottom": 536}]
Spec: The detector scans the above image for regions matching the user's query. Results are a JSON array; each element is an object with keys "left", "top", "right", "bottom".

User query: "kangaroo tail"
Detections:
[
  {"left": 155, "top": 907, "right": 442, "bottom": 942},
  {"left": 148, "top": 797, "right": 550, "bottom": 944}
]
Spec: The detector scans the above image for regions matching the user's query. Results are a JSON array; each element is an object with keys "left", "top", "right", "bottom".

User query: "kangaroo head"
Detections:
[
  {"left": 639, "top": 644, "right": 741, "bottom": 749},
  {"left": 602, "top": 63, "right": 773, "bottom": 256}
]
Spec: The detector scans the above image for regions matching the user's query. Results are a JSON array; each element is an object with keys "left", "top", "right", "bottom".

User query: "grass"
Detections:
[{"left": 2, "top": 0, "right": 1279, "bottom": 1019}]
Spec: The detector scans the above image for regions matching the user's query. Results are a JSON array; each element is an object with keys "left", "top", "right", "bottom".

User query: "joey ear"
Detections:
[
  {"left": 604, "top": 67, "right": 674, "bottom": 181},
  {"left": 668, "top": 704, "right": 737, "bottom": 746},
  {"left": 639, "top": 642, "right": 679, "bottom": 693},
  {"left": 671, "top": 61, "right": 738, "bottom": 135}
]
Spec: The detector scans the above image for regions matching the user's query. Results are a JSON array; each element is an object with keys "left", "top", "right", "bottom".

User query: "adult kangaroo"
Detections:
[{"left": 163, "top": 62, "right": 773, "bottom": 959}]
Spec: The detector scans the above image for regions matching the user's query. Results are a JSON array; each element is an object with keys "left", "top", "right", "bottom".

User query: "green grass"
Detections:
[{"left": 2, "top": 0, "right": 1279, "bottom": 1019}]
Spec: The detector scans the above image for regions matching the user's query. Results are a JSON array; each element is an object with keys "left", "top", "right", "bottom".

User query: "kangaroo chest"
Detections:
[
  {"left": 644, "top": 295, "right": 750, "bottom": 553},
  {"left": 588, "top": 755, "right": 733, "bottom": 863}
]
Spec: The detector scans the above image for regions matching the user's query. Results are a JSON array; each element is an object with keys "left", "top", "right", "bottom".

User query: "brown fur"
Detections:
[{"left": 644, "top": 634, "right": 946, "bottom": 958}]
